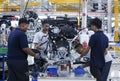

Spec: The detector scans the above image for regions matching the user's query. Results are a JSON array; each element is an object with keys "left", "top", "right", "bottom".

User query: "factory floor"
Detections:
[
  {"left": 29, "top": 51, "right": 120, "bottom": 81},
  {"left": 29, "top": 77, "right": 96, "bottom": 81},
  {"left": 107, "top": 52, "right": 120, "bottom": 81},
  {"left": 1, "top": 51, "right": 120, "bottom": 81}
]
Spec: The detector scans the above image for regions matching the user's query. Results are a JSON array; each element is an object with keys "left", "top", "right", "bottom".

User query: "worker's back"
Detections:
[
  {"left": 7, "top": 28, "right": 28, "bottom": 60},
  {"left": 89, "top": 31, "right": 109, "bottom": 68}
]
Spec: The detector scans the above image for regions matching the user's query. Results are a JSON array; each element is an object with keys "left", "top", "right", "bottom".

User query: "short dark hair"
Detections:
[
  {"left": 90, "top": 17, "right": 102, "bottom": 29},
  {"left": 18, "top": 18, "right": 29, "bottom": 25},
  {"left": 41, "top": 19, "right": 48, "bottom": 25},
  {"left": 10, "top": 26, "right": 14, "bottom": 31}
]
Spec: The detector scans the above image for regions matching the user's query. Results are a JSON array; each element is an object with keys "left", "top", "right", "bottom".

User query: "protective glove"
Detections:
[{"left": 34, "top": 53, "right": 41, "bottom": 59}]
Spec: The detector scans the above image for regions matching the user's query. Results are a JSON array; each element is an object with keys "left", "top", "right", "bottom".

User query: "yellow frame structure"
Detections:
[
  {"left": 114, "top": 0, "right": 119, "bottom": 42},
  {"left": 49, "top": 0, "right": 82, "bottom": 12},
  {"left": 0, "top": 0, "right": 41, "bottom": 12}
]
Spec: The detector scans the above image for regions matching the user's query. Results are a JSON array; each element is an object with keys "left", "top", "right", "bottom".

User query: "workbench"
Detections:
[{"left": 30, "top": 77, "right": 96, "bottom": 81}]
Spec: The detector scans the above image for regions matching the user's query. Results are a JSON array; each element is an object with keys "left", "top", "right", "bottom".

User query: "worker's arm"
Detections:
[
  {"left": 80, "top": 46, "right": 91, "bottom": 58},
  {"left": 22, "top": 48, "right": 35, "bottom": 56},
  {"left": 19, "top": 33, "right": 36, "bottom": 56},
  {"left": 79, "top": 35, "right": 95, "bottom": 57},
  {"left": 22, "top": 48, "right": 41, "bottom": 59},
  {"left": 104, "top": 48, "right": 108, "bottom": 55},
  {"left": 104, "top": 37, "right": 109, "bottom": 55},
  {"left": 34, "top": 43, "right": 44, "bottom": 50}
]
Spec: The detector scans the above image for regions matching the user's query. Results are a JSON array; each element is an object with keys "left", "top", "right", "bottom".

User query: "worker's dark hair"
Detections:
[
  {"left": 10, "top": 26, "right": 14, "bottom": 31},
  {"left": 41, "top": 19, "right": 48, "bottom": 25},
  {"left": 75, "top": 43, "right": 83, "bottom": 49},
  {"left": 18, "top": 18, "right": 29, "bottom": 25},
  {"left": 90, "top": 17, "right": 102, "bottom": 29}
]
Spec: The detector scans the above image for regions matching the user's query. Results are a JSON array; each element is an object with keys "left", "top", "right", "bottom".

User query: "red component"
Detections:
[
  {"left": 83, "top": 41, "right": 88, "bottom": 48},
  {"left": 48, "top": 74, "right": 54, "bottom": 77}
]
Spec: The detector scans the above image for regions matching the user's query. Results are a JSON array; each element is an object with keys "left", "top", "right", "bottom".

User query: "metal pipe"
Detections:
[
  {"left": 20, "top": 0, "right": 25, "bottom": 18},
  {"left": 81, "top": 0, "right": 87, "bottom": 29},
  {"left": 107, "top": 0, "right": 112, "bottom": 33},
  {"left": 98, "top": 0, "right": 102, "bottom": 10}
]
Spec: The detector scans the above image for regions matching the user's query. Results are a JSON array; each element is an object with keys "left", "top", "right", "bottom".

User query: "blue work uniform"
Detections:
[
  {"left": 89, "top": 31, "right": 109, "bottom": 81},
  {"left": 7, "top": 28, "right": 29, "bottom": 81}
]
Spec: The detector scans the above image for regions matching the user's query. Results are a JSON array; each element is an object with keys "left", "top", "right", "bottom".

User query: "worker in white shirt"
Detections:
[{"left": 33, "top": 20, "right": 49, "bottom": 55}]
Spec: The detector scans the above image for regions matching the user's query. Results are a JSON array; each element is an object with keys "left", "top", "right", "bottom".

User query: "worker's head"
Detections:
[
  {"left": 41, "top": 20, "right": 49, "bottom": 31},
  {"left": 10, "top": 26, "right": 15, "bottom": 31},
  {"left": 75, "top": 43, "right": 83, "bottom": 54},
  {"left": 90, "top": 17, "right": 102, "bottom": 32},
  {"left": 19, "top": 18, "right": 29, "bottom": 32}
]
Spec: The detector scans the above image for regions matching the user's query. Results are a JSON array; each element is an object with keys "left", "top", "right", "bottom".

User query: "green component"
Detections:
[{"left": 0, "top": 48, "right": 7, "bottom": 54}]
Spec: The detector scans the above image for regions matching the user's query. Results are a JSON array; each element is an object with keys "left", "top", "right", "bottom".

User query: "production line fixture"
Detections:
[{"left": 26, "top": 24, "right": 96, "bottom": 81}]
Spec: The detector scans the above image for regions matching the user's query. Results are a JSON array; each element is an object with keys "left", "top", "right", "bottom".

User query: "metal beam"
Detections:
[
  {"left": 107, "top": 0, "right": 112, "bottom": 33},
  {"left": 20, "top": 0, "right": 25, "bottom": 18},
  {"left": 0, "top": 12, "right": 20, "bottom": 16},
  {"left": 81, "top": 0, "right": 87, "bottom": 28}
]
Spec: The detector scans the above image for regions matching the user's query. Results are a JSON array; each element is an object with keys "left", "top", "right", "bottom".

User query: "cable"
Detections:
[
  {"left": 22, "top": 0, "right": 30, "bottom": 18},
  {"left": 41, "top": 6, "right": 49, "bottom": 11}
]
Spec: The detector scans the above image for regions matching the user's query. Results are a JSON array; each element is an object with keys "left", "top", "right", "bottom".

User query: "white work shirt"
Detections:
[{"left": 33, "top": 31, "right": 48, "bottom": 50}]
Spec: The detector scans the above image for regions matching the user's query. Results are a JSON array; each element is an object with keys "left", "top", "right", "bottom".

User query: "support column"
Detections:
[
  {"left": 114, "top": 0, "right": 119, "bottom": 42},
  {"left": 98, "top": 0, "right": 102, "bottom": 10},
  {"left": 107, "top": 0, "right": 112, "bottom": 33},
  {"left": 20, "top": 0, "right": 25, "bottom": 18},
  {"left": 81, "top": 0, "right": 87, "bottom": 29}
]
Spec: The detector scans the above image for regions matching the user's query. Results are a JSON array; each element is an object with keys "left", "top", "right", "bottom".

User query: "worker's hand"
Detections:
[
  {"left": 38, "top": 46, "right": 45, "bottom": 50},
  {"left": 34, "top": 53, "right": 41, "bottom": 59},
  {"left": 79, "top": 48, "right": 84, "bottom": 54},
  {"left": 35, "top": 45, "right": 45, "bottom": 50}
]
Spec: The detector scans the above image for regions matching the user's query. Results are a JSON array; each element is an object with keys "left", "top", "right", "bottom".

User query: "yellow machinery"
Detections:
[
  {"left": 0, "top": 0, "right": 41, "bottom": 12},
  {"left": 49, "top": 0, "right": 81, "bottom": 4},
  {"left": 49, "top": 0, "right": 81, "bottom": 26},
  {"left": 27, "top": 2, "right": 41, "bottom": 7},
  {"left": 0, "top": 0, "right": 5, "bottom": 12},
  {"left": 114, "top": 0, "right": 120, "bottom": 51},
  {"left": 1, "top": 0, "right": 80, "bottom": 12},
  {"left": 0, "top": 0, "right": 20, "bottom": 12},
  {"left": 49, "top": 0, "right": 82, "bottom": 12},
  {"left": 3, "top": 4, "right": 20, "bottom": 12},
  {"left": 114, "top": 0, "right": 119, "bottom": 42}
]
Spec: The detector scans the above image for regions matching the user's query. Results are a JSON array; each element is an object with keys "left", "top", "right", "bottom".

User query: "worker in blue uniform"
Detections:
[
  {"left": 78, "top": 18, "right": 109, "bottom": 81},
  {"left": 7, "top": 18, "right": 40, "bottom": 81}
]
